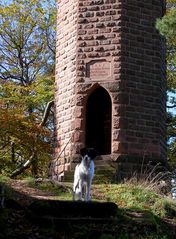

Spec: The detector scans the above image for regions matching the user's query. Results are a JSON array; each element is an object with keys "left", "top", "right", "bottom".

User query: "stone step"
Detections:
[
  {"left": 71, "top": 168, "right": 115, "bottom": 175},
  {"left": 95, "top": 164, "right": 116, "bottom": 171},
  {"left": 96, "top": 167, "right": 116, "bottom": 173},
  {"left": 28, "top": 214, "right": 116, "bottom": 227},
  {"left": 118, "top": 162, "right": 150, "bottom": 172},
  {"left": 69, "top": 161, "right": 151, "bottom": 173},
  {"left": 28, "top": 199, "right": 118, "bottom": 218},
  {"left": 64, "top": 176, "right": 115, "bottom": 184},
  {"left": 70, "top": 163, "right": 115, "bottom": 171},
  {"left": 61, "top": 161, "right": 153, "bottom": 183},
  {"left": 64, "top": 167, "right": 116, "bottom": 183},
  {"left": 95, "top": 155, "right": 113, "bottom": 161},
  {"left": 63, "top": 161, "right": 154, "bottom": 183},
  {"left": 70, "top": 157, "right": 115, "bottom": 169}
]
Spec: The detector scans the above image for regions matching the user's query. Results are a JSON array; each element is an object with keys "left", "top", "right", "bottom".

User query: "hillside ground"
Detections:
[{"left": 0, "top": 177, "right": 176, "bottom": 239}]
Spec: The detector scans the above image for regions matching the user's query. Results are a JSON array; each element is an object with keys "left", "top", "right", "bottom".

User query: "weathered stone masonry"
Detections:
[{"left": 54, "top": 0, "right": 166, "bottom": 177}]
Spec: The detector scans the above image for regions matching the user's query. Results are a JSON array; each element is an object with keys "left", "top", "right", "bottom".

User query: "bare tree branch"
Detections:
[
  {"left": 10, "top": 150, "right": 35, "bottom": 178},
  {"left": 40, "top": 100, "right": 54, "bottom": 126},
  {"left": 167, "top": 104, "right": 176, "bottom": 109},
  {"left": 11, "top": 141, "right": 15, "bottom": 163}
]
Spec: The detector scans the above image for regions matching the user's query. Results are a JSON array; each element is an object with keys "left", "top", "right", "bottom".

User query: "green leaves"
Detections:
[
  {"left": 157, "top": 8, "right": 176, "bottom": 48},
  {"left": 156, "top": 1, "right": 176, "bottom": 163},
  {"left": 0, "top": 0, "right": 56, "bottom": 85},
  {"left": 156, "top": 6, "right": 176, "bottom": 90}
]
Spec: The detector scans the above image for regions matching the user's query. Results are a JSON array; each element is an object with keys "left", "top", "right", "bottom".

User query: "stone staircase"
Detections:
[
  {"left": 2, "top": 181, "right": 121, "bottom": 238},
  {"left": 63, "top": 157, "right": 117, "bottom": 184},
  {"left": 3, "top": 180, "right": 118, "bottom": 227},
  {"left": 57, "top": 155, "right": 166, "bottom": 183},
  {"left": 27, "top": 199, "right": 118, "bottom": 226},
  {"left": 62, "top": 159, "right": 155, "bottom": 183}
]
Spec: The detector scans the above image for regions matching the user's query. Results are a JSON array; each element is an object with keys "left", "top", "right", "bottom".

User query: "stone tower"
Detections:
[{"left": 53, "top": 0, "right": 166, "bottom": 178}]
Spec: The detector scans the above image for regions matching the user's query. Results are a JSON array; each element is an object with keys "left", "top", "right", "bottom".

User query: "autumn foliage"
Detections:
[{"left": 0, "top": 0, "right": 56, "bottom": 177}]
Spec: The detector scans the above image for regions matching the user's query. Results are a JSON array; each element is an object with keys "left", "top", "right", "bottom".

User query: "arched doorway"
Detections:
[{"left": 86, "top": 87, "right": 112, "bottom": 155}]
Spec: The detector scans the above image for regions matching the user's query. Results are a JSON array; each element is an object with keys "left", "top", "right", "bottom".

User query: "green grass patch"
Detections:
[
  {"left": 24, "top": 177, "right": 72, "bottom": 199},
  {"left": 92, "top": 183, "right": 176, "bottom": 218},
  {"left": 0, "top": 175, "right": 9, "bottom": 184},
  {"left": 23, "top": 177, "right": 176, "bottom": 220}
]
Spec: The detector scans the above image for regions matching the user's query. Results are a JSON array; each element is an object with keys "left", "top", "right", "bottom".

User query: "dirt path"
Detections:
[{"left": 8, "top": 179, "right": 59, "bottom": 205}]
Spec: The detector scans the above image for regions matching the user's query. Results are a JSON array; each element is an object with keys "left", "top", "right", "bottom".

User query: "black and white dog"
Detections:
[{"left": 73, "top": 148, "right": 98, "bottom": 201}]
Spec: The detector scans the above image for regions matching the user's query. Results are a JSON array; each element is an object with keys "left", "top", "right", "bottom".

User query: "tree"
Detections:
[
  {"left": 0, "top": 0, "right": 56, "bottom": 84},
  {"left": 0, "top": 0, "right": 56, "bottom": 177},
  {"left": 157, "top": 1, "right": 176, "bottom": 91},
  {"left": 156, "top": 0, "right": 176, "bottom": 165}
]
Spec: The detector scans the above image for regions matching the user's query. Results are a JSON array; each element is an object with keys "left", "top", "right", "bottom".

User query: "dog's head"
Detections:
[
  {"left": 80, "top": 148, "right": 98, "bottom": 168},
  {"left": 80, "top": 148, "right": 98, "bottom": 160}
]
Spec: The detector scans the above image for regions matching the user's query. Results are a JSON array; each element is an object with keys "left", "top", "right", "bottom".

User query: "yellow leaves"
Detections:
[
  {"left": 1, "top": 82, "right": 28, "bottom": 108},
  {"left": 0, "top": 105, "right": 50, "bottom": 151},
  {"left": 167, "top": 0, "right": 176, "bottom": 4},
  {"left": 0, "top": 80, "right": 51, "bottom": 156},
  {"left": 0, "top": 78, "right": 53, "bottom": 113}
]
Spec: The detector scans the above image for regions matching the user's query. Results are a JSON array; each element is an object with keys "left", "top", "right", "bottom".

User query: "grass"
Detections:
[
  {"left": 91, "top": 183, "right": 173, "bottom": 217},
  {"left": 22, "top": 177, "right": 176, "bottom": 219},
  {"left": 24, "top": 176, "right": 73, "bottom": 200},
  {"left": 4, "top": 175, "right": 174, "bottom": 218},
  {"left": 0, "top": 175, "right": 9, "bottom": 184}
]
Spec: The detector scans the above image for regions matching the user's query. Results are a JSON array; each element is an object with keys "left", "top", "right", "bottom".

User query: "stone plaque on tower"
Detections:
[{"left": 86, "top": 59, "right": 112, "bottom": 80}]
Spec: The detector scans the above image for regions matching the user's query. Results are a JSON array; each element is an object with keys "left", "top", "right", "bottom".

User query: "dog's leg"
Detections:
[
  {"left": 73, "top": 179, "right": 79, "bottom": 201},
  {"left": 72, "top": 191, "right": 75, "bottom": 201},
  {"left": 73, "top": 186, "right": 76, "bottom": 201},
  {"left": 85, "top": 181, "right": 91, "bottom": 201},
  {"left": 78, "top": 180, "right": 83, "bottom": 200}
]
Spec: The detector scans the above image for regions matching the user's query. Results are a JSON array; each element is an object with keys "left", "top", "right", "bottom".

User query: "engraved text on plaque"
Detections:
[{"left": 86, "top": 60, "right": 111, "bottom": 80}]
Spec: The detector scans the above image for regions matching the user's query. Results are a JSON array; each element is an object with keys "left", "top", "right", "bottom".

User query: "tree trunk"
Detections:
[{"left": 10, "top": 100, "right": 54, "bottom": 178}]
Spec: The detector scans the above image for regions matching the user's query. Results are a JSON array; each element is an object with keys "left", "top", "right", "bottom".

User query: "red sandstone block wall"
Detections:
[
  {"left": 119, "top": 0, "right": 166, "bottom": 160},
  {"left": 55, "top": 0, "right": 78, "bottom": 157},
  {"left": 74, "top": 0, "right": 166, "bottom": 160},
  {"left": 55, "top": 0, "right": 166, "bottom": 163},
  {"left": 75, "top": 0, "right": 123, "bottom": 156}
]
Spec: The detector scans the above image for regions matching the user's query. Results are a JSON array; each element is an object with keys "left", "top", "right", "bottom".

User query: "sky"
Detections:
[{"left": 1, "top": 0, "right": 12, "bottom": 4}]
